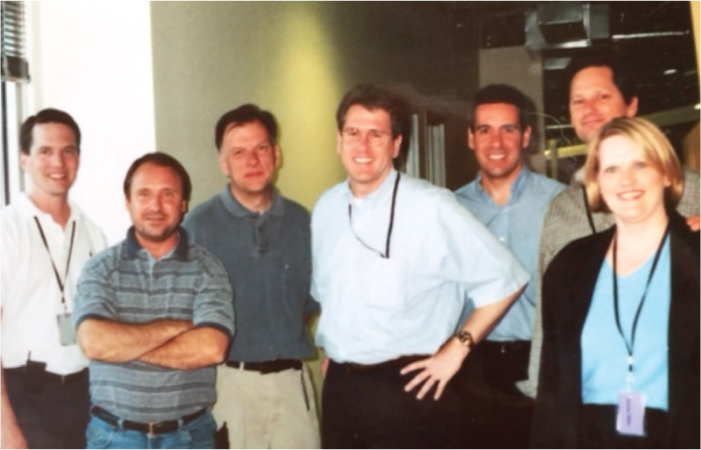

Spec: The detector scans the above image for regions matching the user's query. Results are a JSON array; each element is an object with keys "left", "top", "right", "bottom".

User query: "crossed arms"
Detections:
[{"left": 77, "top": 318, "right": 230, "bottom": 370}]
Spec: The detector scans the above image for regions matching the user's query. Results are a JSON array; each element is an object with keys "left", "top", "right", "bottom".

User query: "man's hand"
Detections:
[
  {"left": 400, "top": 338, "right": 468, "bottom": 401},
  {"left": 1, "top": 420, "right": 27, "bottom": 449},
  {"left": 686, "top": 215, "right": 700, "bottom": 232}
]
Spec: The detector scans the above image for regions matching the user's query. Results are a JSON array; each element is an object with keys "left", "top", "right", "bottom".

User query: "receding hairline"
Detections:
[
  {"left": 472, "top": 102, "right": 526, "bottom": 124},
  {"left": 342, "top": 104, "right": 393, "bottom": 121},
  {"left": 220, "top": 119, "right": 274, "bottom": 145},
  {"left": 569, "top": 65, "right": 634, "bottom": 104},
  {"left": 30, "top": 121, "right": 80, "bottom": 144}
]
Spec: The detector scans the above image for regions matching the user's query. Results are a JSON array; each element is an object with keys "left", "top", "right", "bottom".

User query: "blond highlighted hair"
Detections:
[{"left": 583, "top": 117, "right": 683, "bottom": 213}]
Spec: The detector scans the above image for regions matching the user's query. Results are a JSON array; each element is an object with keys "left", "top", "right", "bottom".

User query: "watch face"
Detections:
[{"left": 456, "top": 330, "right": 473, "bottom": 348}]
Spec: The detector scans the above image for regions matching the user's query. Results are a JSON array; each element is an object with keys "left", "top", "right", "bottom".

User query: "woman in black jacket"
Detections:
[{"left": 532, "top": 117, "right": 699, "bottom": 449}]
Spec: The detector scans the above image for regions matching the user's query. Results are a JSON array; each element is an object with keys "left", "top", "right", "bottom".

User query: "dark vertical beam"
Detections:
[{"left": 1, "top": 82, "right": 10, "bottom": 206}]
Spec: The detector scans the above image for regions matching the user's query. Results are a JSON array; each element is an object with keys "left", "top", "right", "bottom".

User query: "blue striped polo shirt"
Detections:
[{"left": 73, "top": 227, "right": 234, "bottom": 422}]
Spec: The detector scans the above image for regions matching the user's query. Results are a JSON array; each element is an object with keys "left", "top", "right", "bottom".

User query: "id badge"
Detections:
[
  {"left": 616, "top": 391, "right": 646, "bottom": 436},
  {"left": 57, "top": 313, "right": 77, "bottom": 346}
]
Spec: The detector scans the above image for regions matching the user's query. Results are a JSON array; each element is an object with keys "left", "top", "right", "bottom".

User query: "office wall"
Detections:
[
  {"left": 27, "top": 2, "right": 155, "bottom": 244},
  {"left": 150, "top": 2, "right": 456, "bottom": 210},
  {"left": 150, "top": 0, "right": 459, "bottom": 403}
]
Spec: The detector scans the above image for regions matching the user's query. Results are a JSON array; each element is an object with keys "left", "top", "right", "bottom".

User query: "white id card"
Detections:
[
  {"left": 616, "top": 391, "right": 646, "bottom": 436},
  {"left": 57, "top": 313, "right": 77, "bottom": 346}
]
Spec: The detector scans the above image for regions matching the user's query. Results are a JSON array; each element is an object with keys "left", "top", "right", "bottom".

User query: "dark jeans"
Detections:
[
  {"left": 321, "top": 357, "right": 460, "bottom": 449},
  {"left": 4, "top": 367, "right": 90, "bottom": 449},
  {"left": 458, "top": 341, "right": 534, "bottom": 449},
  {"left": 578, "top": 404, "right": 670, "bottom": 449}
]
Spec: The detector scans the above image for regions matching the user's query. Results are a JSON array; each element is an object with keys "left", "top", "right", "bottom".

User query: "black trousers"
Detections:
[
  {"left": 578, "top": 404, "right": 671, "bottom": 449},
  {"left": 4, "top": 368, "right": 90, "bottom": 449},
  {"left": 458, "top": 340, "right": 534, "bottom": 449},
  {"left": 321, "top": 357, "right": 461, "bottom": 449}
]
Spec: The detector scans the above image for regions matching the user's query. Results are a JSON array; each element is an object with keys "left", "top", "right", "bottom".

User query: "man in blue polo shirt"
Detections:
[
  {"left": 73, "top": 153, "right": 234, "bottom": 449},
  {"left": 183, "top": 104, "right": 320, "bottom": 449},
  {"left": 454, "top": 84, "right": 564, "bottom": 448}
]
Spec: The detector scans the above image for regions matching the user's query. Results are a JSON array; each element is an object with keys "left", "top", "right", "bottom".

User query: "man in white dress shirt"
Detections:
[{"left": 1, "top": 109, "right": 107, "bottom": 449}]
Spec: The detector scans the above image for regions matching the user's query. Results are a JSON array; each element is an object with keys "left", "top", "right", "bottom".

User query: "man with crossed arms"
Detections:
[{"left": 73, "top": 153, "right": 234, "bottom": 449}]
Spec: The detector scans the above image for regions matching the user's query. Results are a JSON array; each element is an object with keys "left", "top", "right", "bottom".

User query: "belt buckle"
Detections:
[
  {"left": 59, "top": 374, "right": 68, "bottom": 385},
  {"left": 148, "top": 422, "right": 157, "bottom": 435}
]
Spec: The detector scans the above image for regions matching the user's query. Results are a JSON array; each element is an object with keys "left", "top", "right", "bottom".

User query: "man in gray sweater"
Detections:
[{"left": 183, "top": 104, "right": 320, "bottom": 449}]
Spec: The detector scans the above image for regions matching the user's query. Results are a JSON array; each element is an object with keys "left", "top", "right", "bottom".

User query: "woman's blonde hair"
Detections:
[{"left": 583, "top": 117, "right": 683, "bottom": 213}]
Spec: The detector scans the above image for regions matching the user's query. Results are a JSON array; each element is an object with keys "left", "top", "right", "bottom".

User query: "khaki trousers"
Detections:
[{"left": 212, "top": 364, "right": 320, "bottom": 449}]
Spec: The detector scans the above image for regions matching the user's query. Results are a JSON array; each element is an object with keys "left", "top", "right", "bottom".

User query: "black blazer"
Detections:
[{"left": 532, "top": 211, "right": 700, "bottom": 449}]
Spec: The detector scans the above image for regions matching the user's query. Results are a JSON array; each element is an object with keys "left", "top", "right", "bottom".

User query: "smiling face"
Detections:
[
  {"left": 569, "top": 66, "right": 638, "bottom": 143},
  {"left": 597, "top": 135, "right": 669, "bottom": 225},
  {"left": 337, "top": 105, "right": 401, "bottom": 198},
  {"left": 219, "top": 120, "right": 279, "bottom": 203},
  {"left": 125, "top": 162, "right": 187, "bottom": 245},
  {"left": 468, "top": 102, "right": 529, "bottom": 184},
  {"left": 20, "top": 123, "right": 80, "bottom": 202}
]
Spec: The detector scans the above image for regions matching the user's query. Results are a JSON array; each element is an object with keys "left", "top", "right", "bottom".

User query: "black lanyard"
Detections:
[
  {"left": 582, "top": 184, "right": 597, "bottom": 234},
  {"left": 348, "top": 172, "right": 400, "bottom": 259},
  {"left": 612, "top": 224, "right": 669, "bottom": 378},
  {"left": 34, "top": 217, "right": 76, "bottom": 309}
]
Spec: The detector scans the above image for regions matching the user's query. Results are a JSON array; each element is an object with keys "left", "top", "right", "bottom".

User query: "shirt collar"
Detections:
[
  {"left": 343, "top": 168, "right": 399, "bottom": 208},
  {"left": 474, "top": 166, "right": 531, "bottom": 204},
  {"left": 510, "top": 166, "right": 530, "bottom": 201},
  {"left": 124, "top": 226, "right": 189, "bottom": 261},
  {"left": 16, "top": 192, "right": 84, "bottom": 223},
  {"left": 218, "top": 184, "right": 284, "bottom": 218}
]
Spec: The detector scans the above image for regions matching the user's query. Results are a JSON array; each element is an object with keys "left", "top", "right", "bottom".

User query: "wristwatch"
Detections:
[{"left": 455, "top": 330, "right": 475, "bottom": 350}]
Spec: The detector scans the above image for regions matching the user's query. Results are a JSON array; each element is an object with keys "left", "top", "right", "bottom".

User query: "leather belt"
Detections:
[
  {"left": 335, "top": 355, "right": 427, "bottom": 375},
  {"left": 481, "top": 340, "right": 531, "bottom": 355},
  {"left": 4, "top": 367, "right": 88, "bottom": 385},
  {"left": 90, "top": 405, "right": 207, "bottom": 435},
  {"left": 225, "top": 359, "right": 302, "bottom": 374}
]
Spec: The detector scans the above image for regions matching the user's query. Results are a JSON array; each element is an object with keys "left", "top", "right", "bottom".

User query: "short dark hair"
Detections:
[
  {"left": 20, "top": 108, "right": 81, "bottom": 155},
  {"left": 470, "top": 84, "right": 536, "bottom": 131},
  {"left": 214, "top": 104, "right": 278, "bottom": 150},
  {"left": 336, "top": 84, "right": 409, "bottom": 139},
  {"left": 568, "top": 53, "right": 637, "bottom": 105},
  {"left": 123, "top": 152, "right": 192, "bottom": 202}
]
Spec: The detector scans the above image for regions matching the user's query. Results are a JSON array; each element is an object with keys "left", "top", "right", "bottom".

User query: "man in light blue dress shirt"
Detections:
[
  {"left": 311, "top": 84, "right": 530, "bottom": 448},
  {"left": 454, "top": 84, "right": 564, "bottom": 448}
]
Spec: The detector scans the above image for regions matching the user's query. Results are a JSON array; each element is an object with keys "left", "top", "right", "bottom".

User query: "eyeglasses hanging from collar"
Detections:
[{"left": 247, "top": 214, "right": 270, "bottom": 254}]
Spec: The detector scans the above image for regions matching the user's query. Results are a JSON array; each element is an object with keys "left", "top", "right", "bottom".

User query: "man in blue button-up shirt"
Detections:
[
  {"left": 313, "top": 84, "right": 530, "bottom": 448},
  {"left": 454, "top": 84, "right": 564, "bottom": 448}
]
